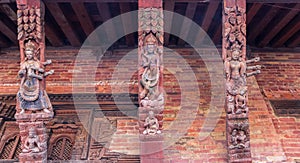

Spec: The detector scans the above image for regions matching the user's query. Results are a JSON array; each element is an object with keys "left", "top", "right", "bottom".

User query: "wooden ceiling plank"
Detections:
[
  {"left": 71, "top": 2, "right": 100, "bottom": 45},
  {"left": 3, "top": 0, "right": 300, "bottom": 3},
  {"left": 194, "top": 1, "right": 219, "bottom": 46},
  {"left": 0, "top": 3, "right": 63, "bottom": 46},
  {"left": 40, "top": 0, "right": 300, "bottom": 3},
  {"left": 246, "top": 3, "right": 263, "bottom": 25},
  {"left": 164, "top": 0, "right": 175, "bottom": 46},
  {"left": 248, "top": 6, "right": 280, "bottom": 44},
  {"left": 120, "top": 3, "right": 135, "bottom": 47},
  {"left": 212, "top": 24, "right": 221, "bottom": 45},
  {"left": 272, "top": 14, "right": 300, "bottom": 47},
  {"left": 178, "top": 2, "right": 198, "bottom": 46},
  {"left": 287, "top": 32, "right": 300, "bottom": 47},
  {"left": 45, "top": 2, "right": 81, "bottom": 46},
  {"left": 96, "top": 2, "right": 117, "bottom": 43},
  {"left": 0, "top": 20, "right": 17, "bottom": 45},
  {"left": 44, "top": 23, "right": 64, "bottom": 46},
  {"left": 0, "top": 36, "right": 9, "bottom": 48},
  {"left": 0, "top": 4, "right": 17, "bottom": 22},
  {"left": 258, "top": 4, "right": 300, "bottom": 47}
]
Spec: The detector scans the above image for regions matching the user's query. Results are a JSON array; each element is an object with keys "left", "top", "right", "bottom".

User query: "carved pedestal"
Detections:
[
  {"left": 18, "top": 122, "right": 49, "bottom": 163},
  {"left": 222, "top": 0, "right": 260, "bottom": 162},
  {"left": 138, "top": 0, "right": 164, "bottom": 162},
  {"left": 15, "top": 0, "right": 54, "bottom": 162}
]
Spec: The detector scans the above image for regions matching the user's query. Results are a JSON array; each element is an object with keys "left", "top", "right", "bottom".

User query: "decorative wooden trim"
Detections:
[
  {"left": 222, "top": 0, "right": 261, "bottom": 162},
  {"left": 15, "top": 0, "right": 54, "bottom": 162},
  {"left": 138, "top": 0, "right": 164, "bottom": 162}
]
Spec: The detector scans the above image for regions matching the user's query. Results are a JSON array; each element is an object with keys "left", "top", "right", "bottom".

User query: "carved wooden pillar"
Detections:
[
  {"left": 222, "top": 0, "right": 260, "bottom": 162},
  {"left": 138, "top": 0, "right": 164, "bottom": 162},
  {"left": 15, "top": 0, "right": 54, "bottom": 162}
]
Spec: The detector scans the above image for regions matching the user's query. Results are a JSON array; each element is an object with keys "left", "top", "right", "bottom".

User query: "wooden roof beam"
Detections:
[
  {"left": 194, "top": 1, "right": 219, "bottom": 46},
  {"left": 120, "top": 3, "right": 136, "bottom": 47},
  {"left": 247, "top": 6, "right": 280, "bottom": 44},
  {"left": 39, "top": 0, "right": 300, "bottom": 3},
  {"left": 246, "top": 3, "right": 263, "bottom": 25},
  {"left": 212, "top": 24, "right": 221, "bottom": 45},
  {"left": 287, "top": 31, "right": 300, "bottom": 48},
  {"left": 272, "top": 14, "right": 300, "bottom": 47},
  {"left": 45, "top": 2, "right": 81, "bottom": 46},
  {"left": 178, "top": 2, "right": 197, "bottom": 46},
  {"left": 96, "top": 2, "right": 117, "bottom": 44},
  {"left": 164, "top": 0, "right": 175, "bottom": 46},
  {"left": 71, "top": 2, "right": 100, "bottom": 45},
  {"left": 258, "top": 3, "right": 300, "bottom": 47},
  {"left": 0, "top": 20, "right": 17, "bottom": 45}
]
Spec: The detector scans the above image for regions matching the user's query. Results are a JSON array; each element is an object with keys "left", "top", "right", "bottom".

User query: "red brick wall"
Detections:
[{"left": 0, "top": 48, "right": 299, "bottom": 162}]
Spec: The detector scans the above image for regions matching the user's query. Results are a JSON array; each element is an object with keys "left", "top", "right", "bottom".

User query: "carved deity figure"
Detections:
[
  {"left": 17, "top": 40, "right": 53, "bottom": 114},
  {"left": 22, "top": 127, "right": 42, "bottom": 153},
  {"left": 143, "top": 111, "right": 161, "bottom": 135},
  {"left": 140, "top": 34, "right": 160, "bottom": 100},
  {"left": 235, "top": 86, "right": 248, "bottom": 114},
  {"left": 229, "top": 129, "right": 249, "bottom": 149}
]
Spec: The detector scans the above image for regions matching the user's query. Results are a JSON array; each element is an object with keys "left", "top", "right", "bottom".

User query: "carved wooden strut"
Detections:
[
  {"left": 222, "top": 0, "right": 260, "bottom": 162},
  {"left": 15, "top": 0, "right": 54, "bottom": 162},
  {"left": 138, "top": 0, "right": 164, "bottom": 162}
]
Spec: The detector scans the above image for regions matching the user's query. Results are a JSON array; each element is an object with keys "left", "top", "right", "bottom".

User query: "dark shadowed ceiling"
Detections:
[{"left": 0, "top": 0, "right": 299, "bottom": 49}]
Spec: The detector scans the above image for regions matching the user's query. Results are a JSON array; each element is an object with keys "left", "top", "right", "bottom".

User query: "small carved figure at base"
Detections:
[
  {"left": 143, "top": 111, "right": 161, "bottom": 135},
  {"left": 22, "top": 127, "right": 41, "bottom": 153},
  {"left": 229, "top": 129, "right": 249, "bottom": 149}
]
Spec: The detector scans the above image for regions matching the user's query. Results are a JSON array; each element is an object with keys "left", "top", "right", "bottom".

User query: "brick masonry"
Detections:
[{"left": 0, "top": 48, "right": 299, "bottom": 162}]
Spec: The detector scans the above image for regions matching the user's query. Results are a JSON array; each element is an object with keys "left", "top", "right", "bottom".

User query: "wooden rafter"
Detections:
[
  {"left": 38, "top": 0, "right": 300, "bottom": 3},
  {"left": 45, "top": 2, "right": 81, "bottom": 46},
  {"left": 44, "top": 23, "right": 64, "bottom": 46},
  {"left": 194, "top": 1, "right": 219, "bottom": 46},
  {"left": 71, "top": 2, "right": 100, "bottom": 45},
  {"left": 164, "top": 0, "right": 175, "bottom": 46},
  {"left": 96, "top": 2, "right": 117, "bottom": 44},
  {"left": 287, "top": 32, "right": 300, "bottom": 48},
  {"left": 177, "top": 2, "right": 197, "bottom": 46},
  {"left": 212, "top": 24, "right": 221, "bottom": 45},
  {"left": 272, "top": 14, "right": 300, "bottom": 47},
  {"left": 258, "top": 3, "right": 300, "bottom": 47},
  {"left": 120, "top": 3, "right": 136, "bottom": 47},
  {"left": 0, "top": 20, "right": 17, "bottom": 45},
  {"left": 247, "top": 6, "right": 280, "bottom": 44},
  {"left": 246, "top": 3, "right": 263, "bottom": 25}
]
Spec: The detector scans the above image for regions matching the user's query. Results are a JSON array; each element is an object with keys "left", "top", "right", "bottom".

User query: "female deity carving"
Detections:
[
  {"left": 18, "top": 40, "right": 53, "bottom": 114},
  {"left": 140, "top": 34, "right": 160, "bottom": 100},
  {"left": 225, "top": 44, "right": 246, "bottom": 96}
]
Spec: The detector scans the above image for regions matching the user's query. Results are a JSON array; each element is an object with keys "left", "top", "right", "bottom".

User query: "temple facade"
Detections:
[{"left": 0, "top": 0, "right": 299, "bottom": 162}]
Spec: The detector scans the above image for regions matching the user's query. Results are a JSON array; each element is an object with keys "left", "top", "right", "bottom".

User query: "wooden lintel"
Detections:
[{"left": 45, "top": 2, "right": 81, "bottom": 46}]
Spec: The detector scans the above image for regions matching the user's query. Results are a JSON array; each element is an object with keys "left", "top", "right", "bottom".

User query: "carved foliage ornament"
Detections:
[{"left": 17, "top": 4, "right": 42, "bottom": 41}]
